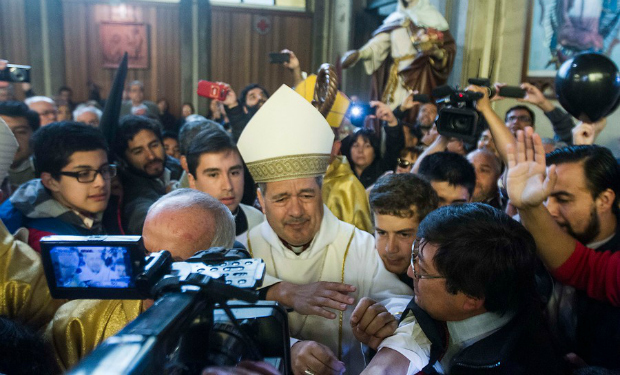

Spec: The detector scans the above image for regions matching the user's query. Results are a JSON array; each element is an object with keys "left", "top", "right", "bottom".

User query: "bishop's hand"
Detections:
[{"left": 268, "top": 281, "right": 357, "bottom": 319}]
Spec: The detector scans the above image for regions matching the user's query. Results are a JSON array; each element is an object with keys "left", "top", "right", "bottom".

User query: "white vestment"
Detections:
[
  {"left": 239, "top": 206, "right": 413, "bottom": 374},
  {"left": 235, "top": 203, "right": 264, "bottom": 242}
]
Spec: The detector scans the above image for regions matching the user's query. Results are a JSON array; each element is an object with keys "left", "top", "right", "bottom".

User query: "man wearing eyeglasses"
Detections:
[
  {"left": 504, "top": 105, "right": 535, "bottom": 136},
  {"left": 24, "top": 96, "right": 58, "bottom": 126},
  {"left": 0, "top": 121, "right": 122, "bottom": 252},
  {"left": 361, "top": 203, "right": 562, "bottom": 374}
]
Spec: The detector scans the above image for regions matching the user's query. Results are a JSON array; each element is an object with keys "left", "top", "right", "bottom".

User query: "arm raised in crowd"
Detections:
[
  {"left": 410, "top": 134, "right": 449, "bottom": 174},
  {"left": 466, "top": 85, "right": 515, "bottom": 164},
  {"left": 505, "top": 127, "right": 571, "bottom": 269},
  {"left": 221, "top": 85, "right": 249, "bottom": 143},
  {"left": 281, "top": 49, "right": 304, "bottom": 88},
  {"left": 371, "top": 100, "right": 405, "bottom": 172},
  {"left": 520, "top": 82, "right": 575, "bottom": 144},
  {"left": 507, "top": 127, "right": 620, "bottom": 306},
  {"left": 572, "top": 117, "right": 607, "bottom": 145}
]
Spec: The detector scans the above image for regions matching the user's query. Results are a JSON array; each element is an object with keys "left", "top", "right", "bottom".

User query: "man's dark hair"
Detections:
[
  {"left": 162, "top": 131, "right": 178, "bottom": 141},
  {"left": 418, "top": 203, "right": 538, "bottom": 314},
  {"left": 547, "top": 145, "right": 620, "bottom": 215},
  {"left": 0, "top": 101, "right": 40, "bottom": 131},
  {"left": 418, "top": 152, "right": 476, "bottom": 197},
  {"left": 370, "top": 173, "right": 438, "bottom": 220},
  {"left": 399, "top": 146, "right": 424, "bottom": 160},
  {"left": 186, "top": 128, "right": 239, "bottom": 177},
  {"left": 57, "top": 86, "right": 72, "bottom": 94},
  {"left": 32, "top": 121, "right": 108, "bottom": 177},
  {"left": 178, "top": 119, "right": 222, "bottom": 156},
  {"left": 239, "top": 84, "right": 269, "bottom": 107},
  {"left": 505, "top": 105, "right": 535, "bottom": 126},
  {"left": 115, "top": 115, "right": 162, "bottom": 157}
]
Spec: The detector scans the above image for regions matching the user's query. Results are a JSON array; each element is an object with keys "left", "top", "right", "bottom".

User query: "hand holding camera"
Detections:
[
  {"left": 371, "top": 100, "right": 398, "bottom": 126},
  {"left": 198, "top": 80, "right": 230, "bottom": 102},
  {"left": 0, "top": 59, "right": 31, "bottom": 83}
]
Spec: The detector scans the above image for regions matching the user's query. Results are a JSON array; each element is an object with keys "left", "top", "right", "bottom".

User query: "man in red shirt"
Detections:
[{"left": 507, "top": 127, "right": 620, "bottom": 369}]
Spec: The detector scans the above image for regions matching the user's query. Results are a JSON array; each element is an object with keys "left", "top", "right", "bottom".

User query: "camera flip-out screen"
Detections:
[
  {"left": 49, "top": 246, "right": 134, "bottom": 288},
  {"left": 41, "top": 235, "right": 146, "bottom": 299}
]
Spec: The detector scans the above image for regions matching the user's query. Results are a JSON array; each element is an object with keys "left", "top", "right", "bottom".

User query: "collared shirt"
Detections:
[
  {"left": 379, "top": 310, "right": 513, "bottom": 374},
  {"left": 70, "top": 210, "right": 103, "bottom": 230}
]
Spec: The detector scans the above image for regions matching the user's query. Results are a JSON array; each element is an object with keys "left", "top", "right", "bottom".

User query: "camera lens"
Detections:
[
  {"left": 10, "top": 68, "right": 25, "bottom": 82},
  {"left": 448, "top": 115, "right": 471, "bottom": 132}
]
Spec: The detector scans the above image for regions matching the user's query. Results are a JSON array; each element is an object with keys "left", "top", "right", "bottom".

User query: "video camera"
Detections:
[
  {"left": 40, "top": 235, "right": 291, "bottom": 375},
  {"left": 432, "top": 78, "right": 526, "bottom": 143}
]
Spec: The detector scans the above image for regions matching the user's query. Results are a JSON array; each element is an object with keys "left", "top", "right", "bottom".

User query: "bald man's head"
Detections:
[{"left": 142, "top": 189, "right": 235, "bottom": 260}]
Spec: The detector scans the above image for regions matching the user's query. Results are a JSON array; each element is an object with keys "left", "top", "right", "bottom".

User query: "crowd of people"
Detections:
[{"left": 0, "top": 27, "right": 619, "bottom": 375}]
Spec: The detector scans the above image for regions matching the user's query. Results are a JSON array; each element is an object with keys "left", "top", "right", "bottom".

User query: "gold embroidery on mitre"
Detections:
[{"left": 246, "top": 153, "right": 331, "bottom": 183}]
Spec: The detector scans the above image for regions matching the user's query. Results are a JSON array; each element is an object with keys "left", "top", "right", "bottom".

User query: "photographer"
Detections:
[
  {"left": 465, "top": 85, "right": 516, "bottom": 166},
  {"left": 46, "top": 189, "right": 236, "bottom": 371},
  {"left": 221, "top": 83, "right": 270, "bottom": 143},
  {"left": 341, "top": 101, "right": 405, "bottom": 188}
]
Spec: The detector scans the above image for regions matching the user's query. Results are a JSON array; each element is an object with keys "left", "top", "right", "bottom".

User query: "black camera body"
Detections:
[
  {"left": 0, "top": 64, "right": 31, "bottom": 83},
  {"left": 433, "top": 78, "right": 527, "bottom": 143},
  {"left": 40, "top": 235, "right": 291, "bottom": 375},
  {"left": 433, "top": 85, "right": 485, "bottom": 143}
]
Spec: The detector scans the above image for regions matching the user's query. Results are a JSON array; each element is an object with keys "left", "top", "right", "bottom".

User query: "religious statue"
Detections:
[{"left": 341, "top": 0, "right": 456, "bottom": 113}]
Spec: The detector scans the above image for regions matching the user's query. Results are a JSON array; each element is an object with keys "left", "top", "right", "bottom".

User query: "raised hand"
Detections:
[
  {"left": 281, "top": 49, "right": 300, "bottom": 71},
  {"left": 506, "top": 127, "right": 557, "bottom": 209},
  {"left": 572, "top": 118, "right": 607, "bottom": 145},
  {"left": 399, "top": 90, "right": 420, "bottom": 112},
  {"left": 370, "top": 101, "right": 398, "bottom": 126},
  {"left": 519, "top": 82, "right": 554, "bottom": 112},
  {"left": 465, "top": 85, "right": 491, "bottom": 113},
  {"left": 219, "top": 82, "right": 238, "bottom": 108}
]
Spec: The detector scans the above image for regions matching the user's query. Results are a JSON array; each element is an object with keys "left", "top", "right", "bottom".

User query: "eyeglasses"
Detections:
[
  {"left": 40, "top": 109, "right": 59, "bottom": 117},
  {"left": 59, "top": 164, "right": 117, "bottom": 183},
  {"left": 397, "top": 158, "right": 412, "bottom": 169},
  {"left": 411, "top": 239, "right": 446, "bottom": 280},
  {"left": 506, "top": 115, "right": 532, "bottom": 123}
]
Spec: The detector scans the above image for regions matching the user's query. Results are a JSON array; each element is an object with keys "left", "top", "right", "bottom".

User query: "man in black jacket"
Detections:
[
  {"left": 362, "top": 203, "right": 562, "bottom": 374},
  {"left": 115, "top": 115, "right": 182, "bottom": 234}
]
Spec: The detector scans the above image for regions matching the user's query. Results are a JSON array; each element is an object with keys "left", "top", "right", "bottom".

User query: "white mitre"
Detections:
[
  {"left": 237, "top": 85, "right": 335, "bottom": 183},
  {"left": 0, "top": 117, "right": 19, "bottom": 183}
]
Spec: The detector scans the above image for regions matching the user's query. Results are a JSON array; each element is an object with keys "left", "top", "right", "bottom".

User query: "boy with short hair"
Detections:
[
  {"left": 0, "top": 121, "right": 120, "bottom": 251},
  {"left": 369, "top": 173, "right": 438, "bottom": 287},
  {"left": 186, "top": 127, "right": 263, "bottom": 239}
]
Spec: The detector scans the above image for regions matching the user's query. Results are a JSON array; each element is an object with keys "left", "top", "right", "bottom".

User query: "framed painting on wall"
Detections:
[
  {"left": 100, "top": 22, "right": 149, "bottom": 69},
  {"left": 522, "top": 0, "right": 620, "bottom": 97}
]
